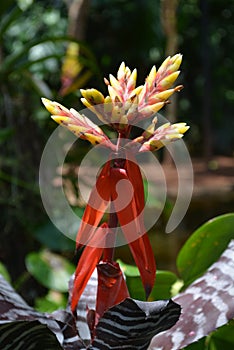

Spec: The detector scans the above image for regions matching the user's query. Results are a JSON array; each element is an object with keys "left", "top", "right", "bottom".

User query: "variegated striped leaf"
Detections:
[
  {"left": 149, "top": 239, "right": 234, "bottom": 350},
  {"left": 0, "top": 274, "right": 85, "bottom": 349},
  {"left": 0, "top": 320, "right": 63, "bottom": 350},
  {"left": 91, "top": 298, "right": 181, "bottom": 350}
]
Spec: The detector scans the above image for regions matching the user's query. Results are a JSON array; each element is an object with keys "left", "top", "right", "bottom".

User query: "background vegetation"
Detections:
[{"left": 0, "top": 0, "right": 233, "bottom": 314}]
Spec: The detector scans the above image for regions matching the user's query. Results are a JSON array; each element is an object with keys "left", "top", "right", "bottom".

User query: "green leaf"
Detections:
[
  {"left": 1, "top": 36, "right": 98, "bottom": 77},
  {"left": 182, "top": 337, "right": 207, "bottom": 349},
  {"left": 118, "top": 260, "right": 178, "bottom": 300},
  {"left": 0, "top": 128, "right": 14, "bottom": 144},
  {"left": 35, "top": 222, "right": 75, "bottom": 251},
  {"left": 35, "top": 290, "right": 67, "bottom": 312},
  {"left": 0, "top": 0, "right": 16, "bottom": 18},
  {"left": 25, "top": 250, "right": 75, "bottom": 292},
  {"left": 208, "top": 321, "right": 234, "bottom": 350},
  {"left": 0, "top": 262, "right": 11, "bottom": 282},
  {"left": 177, "top": 213, "right": 234, "bottom": 286}
]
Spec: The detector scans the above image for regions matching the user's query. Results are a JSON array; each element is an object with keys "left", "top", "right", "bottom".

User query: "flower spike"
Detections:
[
  {"left": 139, "top": 122, "right": 190, "bottom": 152},
  {"left": 79, "top": 54, "right": 183, "bottom": 129},
  {"left": 41, "top": 98, "right": 110, "bottom": 146}
]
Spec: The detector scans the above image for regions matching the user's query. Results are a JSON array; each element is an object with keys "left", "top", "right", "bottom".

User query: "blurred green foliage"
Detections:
[
  {"left": 0, "top": 0, "right": 233, "bottom": 327},
  {"left": 118, "top": 259, "right": 179, "bottom": 301},
  {"left": 84, "top": 0, "right": 234, "bottom": 155},
  {"left": 177, "top": 213, "right": 234, "bottom": 287}
]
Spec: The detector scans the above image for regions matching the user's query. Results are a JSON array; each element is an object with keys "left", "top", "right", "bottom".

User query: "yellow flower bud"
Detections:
[
  {"left": 51, "top": 115, "right": 70, "bottom": 124},
  {"left": 169, "top": 54, "right": 182, "bottom": 72},
  {"left": 109, "top": 74, "right": 121, "bottom": 90},
  {"left": 153, "top": 89, "right": 175, "bottom": 101},
  {"left": 80, "top": 88, "right": 104, "bottom": 105},
  {"left": 41, "top": 98, "right": 70, "bottom": 116},
  {"left": 159, "top": 71, "right": 180, "bottom": 89},
  {"left": 157, "top": 56, "right": 171, "bottom": 74},
  {"left": 146, "top": 65, "right": 157, "bottom": 87},
  {"left": 117, "top": 62, "right": 126, "bottom": 80}
]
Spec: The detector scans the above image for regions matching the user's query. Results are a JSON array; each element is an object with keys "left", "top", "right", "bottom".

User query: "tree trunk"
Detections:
[
  {"left": 160, "top": 0, "right": 179, "bottom": 164},
  {"left": 200, "top": 0, "right": 213, "bottom": 161},
  {"left": 65, "top": 0, "right": 91, "bottom": 40}
]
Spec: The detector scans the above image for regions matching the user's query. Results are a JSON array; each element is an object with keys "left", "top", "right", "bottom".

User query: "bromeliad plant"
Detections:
[
  {"left": 1, "top": 54, "right": 234, "bottom": 350},
  {"left": 42, "top": 54, "right": 189, "bottom": 326}
]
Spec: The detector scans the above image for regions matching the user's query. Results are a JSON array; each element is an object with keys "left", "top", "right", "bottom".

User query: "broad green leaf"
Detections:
[
  {"left": 25, "top": 250, "right": 75, "bottom": 292},
  {"left": 208, "top": 321, "right": 234, "bottom": 350},
  {"left": 118, "top": 260, "right": 178, "bottom": 300},
  {"left": 177, "top": 213, "right": 234, "bottom": 286}
]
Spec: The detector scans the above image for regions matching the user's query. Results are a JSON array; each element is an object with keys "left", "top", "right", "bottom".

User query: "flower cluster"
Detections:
[
  {"left": 80, "top": 54, "right": 183, "bottom": 131},
  {"left": 42, "top": 54, "right": 189, "bottom": 332}
]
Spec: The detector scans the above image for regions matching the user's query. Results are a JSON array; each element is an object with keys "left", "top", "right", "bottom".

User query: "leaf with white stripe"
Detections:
[
  {"left": 91, "top": 298, "right": 181, "bottom": 350},
  {"left": 0, "top": 274, "right": 85, "bottom": 349},
  {"left": 149, "top": 239, "right": 234, "bottom": 350},
  {"left": 0, "top": 320, "right": 63, "bottom": 349}
]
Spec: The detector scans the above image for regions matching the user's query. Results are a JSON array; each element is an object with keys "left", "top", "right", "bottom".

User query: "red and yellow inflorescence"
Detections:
[{"left": 42, "top": 54, "right": 189, "bottom": 328}]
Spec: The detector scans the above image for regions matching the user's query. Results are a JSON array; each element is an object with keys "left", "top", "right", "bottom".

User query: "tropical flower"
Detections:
[
  {"left": 80, "top": 54, "right": 183, "bottom": 135},
  {"left": 41, "top": 97, "right": 112, "bottom": 147},
  {"left": 42, "top": 54, "right": 189, "bottom": 332}
]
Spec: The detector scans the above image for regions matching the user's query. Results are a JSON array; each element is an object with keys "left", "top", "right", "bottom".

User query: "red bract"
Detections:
[
  {"left": 96, "top": 261, "right": 130, "bottom": 321},
  {"left": 72, "top": 152, "right": 156, "bottom": 319}
]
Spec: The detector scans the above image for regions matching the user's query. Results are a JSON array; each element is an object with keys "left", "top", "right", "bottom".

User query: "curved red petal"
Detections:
[
  {"left": 76, "top": 161, "right": 111, "bottom": 248},
  {"left": 110, "top": 163, "right": 156, "bottom": 298},
  {"left": 129, "top": 233, "right": 156, "bottom": 299},
  {"left": 71, "top": 224, "right": 109, "bottom": 313}
]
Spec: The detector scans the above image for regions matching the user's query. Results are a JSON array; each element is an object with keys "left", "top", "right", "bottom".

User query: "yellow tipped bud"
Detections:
[
  {"left": 140, "top": 140, "right": 165, "bottom": 152},
  {"left": 41, "top": 98, "right": 70, "bottom": 116},
  {"left": 125, "top": 66, "right": 131, "bottom": 78},
  {"left": 51, "top": 115, "right": 70, "bottom": 124},
  {"left": 147, "top": 101, "right": 165, "bottom": 113},
  {"left": 169, "top": 54, "right": 182, "bottom": 72},
  {"left": 174, "top": 123, "right": 190, "bottom": 134},
  {"left": 127, "top": 68, "right": 137, "bottom": 90},
  {"left": 80, "top": 98, "right": 91, "bottom": 109},
  {"left": 108, "top": 85, "right": 120, "bottom": 101},
  {"left": 129, "top": 85, "right": 143, "bottom": 98},
  {"left": 165, "top": 133, "right": 184, "bottom": 140},
  {"left": 159, "top": 71, "right": 180, "bottom": 89},
  {"left": 80, "top": 88, "right": 104, "bottom": 105},
  {"left": 67, "top": 124, "right": 87, "bottom": 134},
  {"left": 146, "top": 65, "right": 157, "bottom": 86},
  {"left": 157, "top": 56, "right": 171, "bottom": 74},
  {"left": 117, "top": 62, "right": 126, "bottom": 80},
  {"left": 109, "top": 74, "right": 121, "bottom": 90},
  {"left": 83, "top": 133, "right": 105, "bottom": 145},
  {"left": 142, "top": 117, "right": 158, "bottom": 139},
  {"left": 153, "top": 89, "right": 175, "bottom": 101}
]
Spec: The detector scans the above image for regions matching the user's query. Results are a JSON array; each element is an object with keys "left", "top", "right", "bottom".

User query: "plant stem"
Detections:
[
  {"left": 103, "top": 203, "right": 118, "bottom": 262},
  {"left": 103, "top": 132, "right": 123, "bottom": 262}
]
